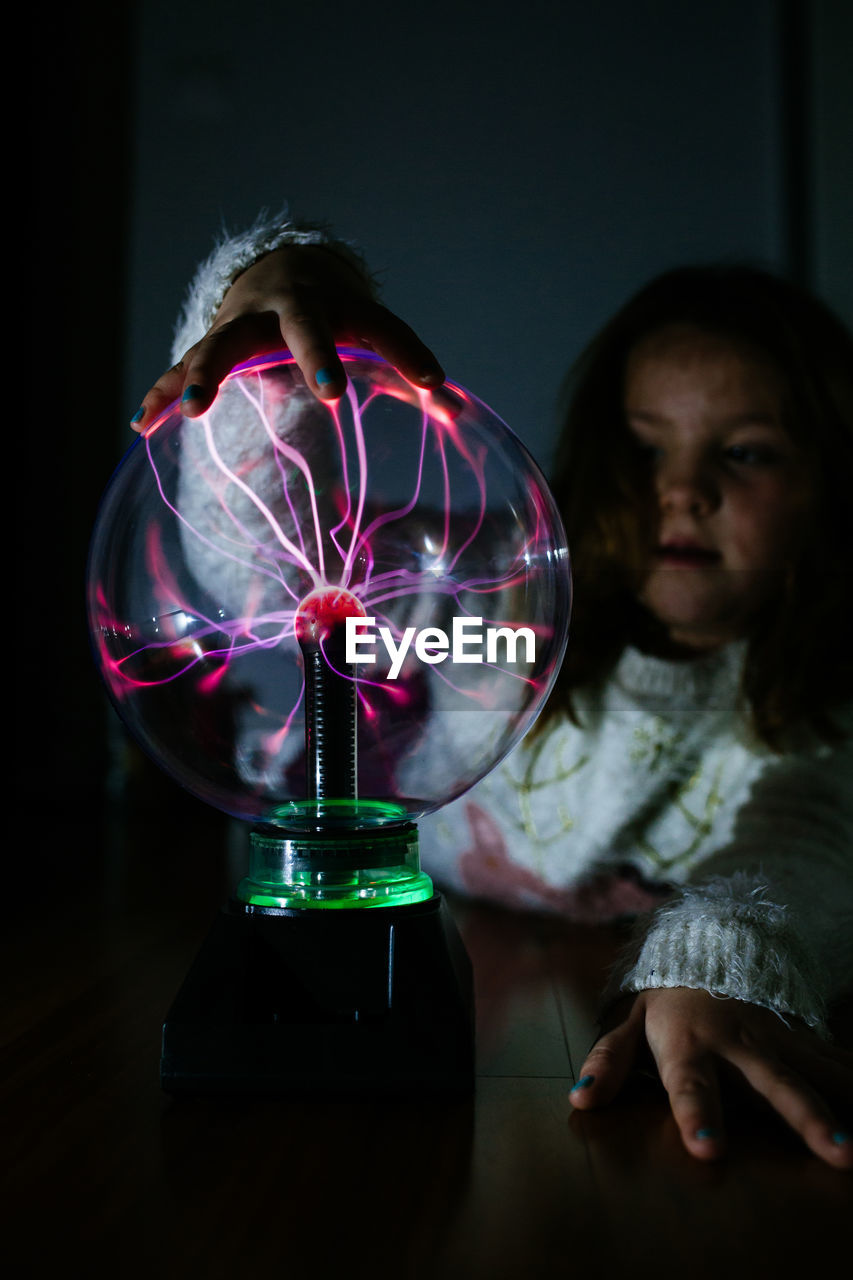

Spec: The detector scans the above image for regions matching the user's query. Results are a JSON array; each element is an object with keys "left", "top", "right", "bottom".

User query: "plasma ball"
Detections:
[
  {"left": 294, "top": 588, "right": 367, "bottom": 649},
  {"left": 86, "top": 349, "right": 571, "bottom": 826}
]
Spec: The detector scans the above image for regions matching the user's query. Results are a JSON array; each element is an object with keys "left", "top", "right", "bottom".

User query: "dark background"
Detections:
[{"left": 23, "top": 0, "right": 852, "bottom": 885}]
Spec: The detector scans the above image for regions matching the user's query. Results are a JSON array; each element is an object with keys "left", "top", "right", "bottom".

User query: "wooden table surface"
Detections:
[{"left": 3, "top": 779, "right": 851, "bottom": 1279}]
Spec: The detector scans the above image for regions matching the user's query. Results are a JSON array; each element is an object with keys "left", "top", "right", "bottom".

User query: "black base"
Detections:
[{"left": 161, "top": 894, "right": 474, "bottom": 1097}]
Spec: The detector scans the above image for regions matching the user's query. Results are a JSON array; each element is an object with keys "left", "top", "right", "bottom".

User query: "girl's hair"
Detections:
[{"left": 546, "top": 263, "right": 853, "bottom": 749}]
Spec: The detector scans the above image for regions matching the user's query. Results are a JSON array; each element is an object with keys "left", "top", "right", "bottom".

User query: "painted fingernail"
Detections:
[
  {"left": 315, "top": 368, "right": 336, "bottom": 387},
  {"left": 571, "top": 1075, "right": 595, "bottom": 1092},
  {"left": 431, "top": 386, "right": 465, "bottom": 419},
  {"left": 182, "top": 384, "right": 204, "bottom": 403},
  {"left": 130, "top": 406, "right": 145, "bottom": 425},
  {"left": 695, "top": 1127, "right": 719, "bottom": 1141},
  {"left": 832, "top": 1131, "right": 850, "bottom": 1146}
]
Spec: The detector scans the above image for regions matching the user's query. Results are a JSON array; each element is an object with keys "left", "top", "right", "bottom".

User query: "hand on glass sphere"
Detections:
[{"left": 132, "top": 245, "right": 445, "bottom": 431}]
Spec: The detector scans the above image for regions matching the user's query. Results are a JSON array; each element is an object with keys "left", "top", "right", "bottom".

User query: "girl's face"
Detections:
[{"left": 624, "top": 325, "right": 812, "bottom": 651}]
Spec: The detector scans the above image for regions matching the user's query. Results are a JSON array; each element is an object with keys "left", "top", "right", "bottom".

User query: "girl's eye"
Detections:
[
  {"left": 724, "top": 444, "right": 779, "bottom": 465},
  {"left": 630, "top": 437, "right": 663, "bottom": 462}
]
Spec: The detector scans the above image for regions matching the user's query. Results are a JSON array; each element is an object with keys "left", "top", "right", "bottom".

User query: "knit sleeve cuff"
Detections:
[
  {"left": 613, "top": 873, "right": 830, "bottom": 1036},
  {"left": 169, "top": 206, "right": 370, "bottom": 363}
]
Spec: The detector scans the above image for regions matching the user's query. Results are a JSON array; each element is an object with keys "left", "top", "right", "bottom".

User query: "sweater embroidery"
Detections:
[
  {"left": 508, "top": 731, "right": 590, "bottom": 851},
  {"left": 629, "top": 719, "right": 687, "bottom": 771},
  {"left": 631, "top": 757, "right": 728, "bottom": 873}
]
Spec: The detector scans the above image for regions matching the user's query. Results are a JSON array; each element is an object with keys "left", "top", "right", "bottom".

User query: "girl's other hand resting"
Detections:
[
  {"left": 570, "top": 987, "right": 853, "bottom": 1168},
  {"left": 131, "top": 244, "right": 445, "bottom": 431}
]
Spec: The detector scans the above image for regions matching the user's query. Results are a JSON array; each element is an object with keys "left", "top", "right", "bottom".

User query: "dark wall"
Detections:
[
  {"left": 22, "top": 2, "right": 132, "bottom": 864},
  {"left": 126, "top": 0, "right": 796, "bottom": 467},
  {"left": 811, "top": 0, "right": 853, "bottom": 322}
]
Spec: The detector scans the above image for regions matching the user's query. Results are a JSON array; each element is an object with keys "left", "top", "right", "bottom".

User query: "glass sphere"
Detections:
[{"left": 88, "top": 349, "right": 571, "bottom": 834}]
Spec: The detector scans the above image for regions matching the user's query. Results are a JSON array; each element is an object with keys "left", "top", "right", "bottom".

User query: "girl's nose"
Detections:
[{"left": 656, "top": 456, "right": 718, "bottom": 515}]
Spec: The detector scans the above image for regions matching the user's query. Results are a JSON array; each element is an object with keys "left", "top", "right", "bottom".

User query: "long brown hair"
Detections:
[{"left": 546, "top": 264, "right": 853, "bottom": 749}]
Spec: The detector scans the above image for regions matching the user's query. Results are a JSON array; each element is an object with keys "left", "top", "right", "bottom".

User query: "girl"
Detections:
[{"left": 133, "top": 211, "right": 853, "bottom": 1169}]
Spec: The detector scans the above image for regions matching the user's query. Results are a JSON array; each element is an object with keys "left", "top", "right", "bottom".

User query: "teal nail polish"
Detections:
[
  {"left": 696, "top": 1127, "right": 718, "bottom": 1141},
  {"left": 571, "top": 1075, "right": 594, "bottom": 1092},
  {"left": 182, "top": 384, "right": 204, "bottom": 403},
  {"left": 832, "top": 1131, "right": 850, "bottom": 1146},
  {"left": 130, "top": 407, "right": 144, "bottom": 425},
  {"left": 315, "top": 368, "right": 335, "bottom": 387}
]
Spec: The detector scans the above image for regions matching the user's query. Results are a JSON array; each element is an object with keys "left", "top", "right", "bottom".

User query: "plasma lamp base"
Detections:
[{"left": 161, "top": 894, "right": 474, "bottom": 1097}]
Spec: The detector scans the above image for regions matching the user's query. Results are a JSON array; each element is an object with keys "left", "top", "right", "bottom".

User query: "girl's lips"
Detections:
[{"left": 654, "top": 544, "right": 722, "bottom": 566}]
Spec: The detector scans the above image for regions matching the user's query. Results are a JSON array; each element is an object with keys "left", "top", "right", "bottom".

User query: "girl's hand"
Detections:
[
  {"left": 131, "top": 244, "right": 444, "bottom": 431},
  {"left": 569, "top": 986, "right": 853, "bottom": 1168}
]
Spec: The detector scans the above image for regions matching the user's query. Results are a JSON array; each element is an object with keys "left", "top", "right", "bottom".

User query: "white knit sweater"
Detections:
[{"left": 169, "top": 210, "right": 853, "bottom": 1036}]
